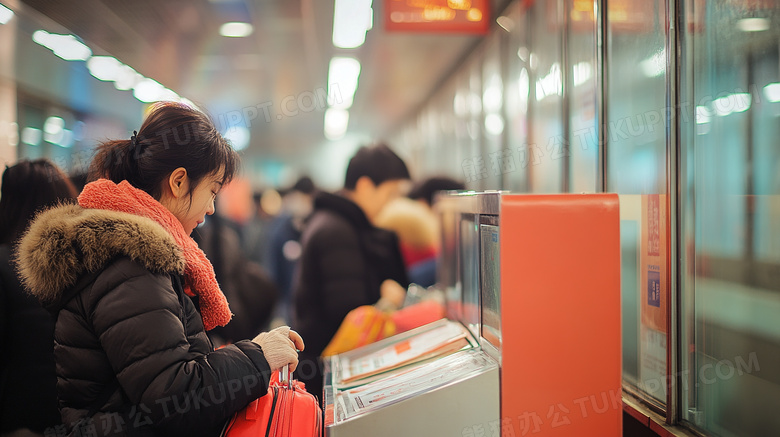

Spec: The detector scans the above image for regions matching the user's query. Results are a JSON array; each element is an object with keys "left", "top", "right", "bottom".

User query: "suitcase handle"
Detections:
[{"left": 280, "top": 364, "right": 293, "bottom": 389}]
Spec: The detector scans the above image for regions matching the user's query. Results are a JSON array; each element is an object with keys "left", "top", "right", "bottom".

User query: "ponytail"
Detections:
[{"left": 87, "top": 102, "right": 239, "bottom": 201}]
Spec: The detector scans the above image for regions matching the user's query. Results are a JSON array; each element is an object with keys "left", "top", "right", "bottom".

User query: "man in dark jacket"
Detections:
[{"left": 293, "top": 144, "right": 411, "bottom": 398}]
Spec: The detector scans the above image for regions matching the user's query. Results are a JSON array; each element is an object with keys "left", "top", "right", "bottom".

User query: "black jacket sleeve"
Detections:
[{"left": 86, "top": 260, "right": 271, "bottom": 435}]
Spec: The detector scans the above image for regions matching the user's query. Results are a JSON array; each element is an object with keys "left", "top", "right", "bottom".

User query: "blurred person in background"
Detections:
[
  {"left": 14, "top": 102, "right": 303, "bottom": 437},
  {"left": 0, "top": 159, "right": 77, "bottom": 437},
  {"left": 242, "top": 191, "right": 273, "bottom": 267},
  {"left": 403, "top": 177, "right": 465, "bottom": 287},
  {"left": 293, "top": 143, "right": 410, "bottom": 398},
  {"left": 265, "top": 176, "right": 316, "bottom": 326},
  {"left": 193, "top": 207, "right": 278, "bottom": 346}
]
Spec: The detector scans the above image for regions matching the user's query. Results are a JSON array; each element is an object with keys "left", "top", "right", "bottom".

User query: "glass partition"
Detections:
[
  {"left": 680, "top": 0, "right": 780, "bottom": 434},
  {"left": 567, "top": 0, "right": 598, "bottom": 193},
  {"left": 606, "top": 0, "right": 669, "bottom": 406},
  {"left": 527, "top": 0, "right": 563, "bottom": 193}
]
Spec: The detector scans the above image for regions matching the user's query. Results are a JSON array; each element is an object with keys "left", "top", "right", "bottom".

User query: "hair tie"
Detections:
[{"left": 130, "top": 130, "right": 138, "bottom": 148}]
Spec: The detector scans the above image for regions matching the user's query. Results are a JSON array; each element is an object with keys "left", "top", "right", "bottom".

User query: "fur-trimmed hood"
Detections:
[{"left": 16, "top": 203, "right": 185, "bottom": 304}]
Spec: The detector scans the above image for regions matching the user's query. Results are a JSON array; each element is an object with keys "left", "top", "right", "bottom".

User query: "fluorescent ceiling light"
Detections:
[
  {"left": 737, "top": 18, "right": 769, "bottom": 32},
  {"left": 32, "top": 30, "right": 92, "bottom": 61},
  {"left": 764, "top": 83, "right": 780, "bottom": 102},
  {"left": 58, "top": 129, "right": 74, "bottom": 148},
  {"left": 133, "top": 78, "right": 166, "bottom": 103},
  {"left": 220, "top": 22, "right": 253, "bottom": 37},
  {"left": 333, "top": 0, "right": 373, "bottom": 49},
  {"left": 44, "top": 116, "right": 64, "bottom": 137},
  {"left": 327, "top": 57, "right": 361, "bottom": 110},
  {"left": 0, "top": 3, "right": 14, "bottom": 24},
  {"left": 21, "top": 127, "right": 42, "bottom": 146},
  {"left": 87, "top": 56, "right": 122, "bottom": 81},
  {"left": 114, "top": 65, "right": 142, "bottom": 91},
  {"left": 324, "top": 108, "right": 349, "bottom": 140}
]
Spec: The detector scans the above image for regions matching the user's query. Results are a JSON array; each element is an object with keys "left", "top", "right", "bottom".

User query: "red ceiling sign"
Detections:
[{"left": 384, "top": 0, "right": 490, "bottom": 34}]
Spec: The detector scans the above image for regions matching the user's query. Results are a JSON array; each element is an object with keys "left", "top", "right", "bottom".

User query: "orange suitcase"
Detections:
[{"left": 221, "top": 366, "right": 322, "bottom": 437}]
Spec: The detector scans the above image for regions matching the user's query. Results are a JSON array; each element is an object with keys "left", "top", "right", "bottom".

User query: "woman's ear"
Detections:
[{"left": 168, "top": 167, "right": 189, "bottom": 198}]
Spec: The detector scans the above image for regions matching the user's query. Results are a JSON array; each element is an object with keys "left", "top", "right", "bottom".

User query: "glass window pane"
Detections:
[
  {"left": 567, "top": 0, "right": 598, "bottom": 193},
  {"left": 528, "top": 0, "right": 564, "bottom": 193},
  {"left": 606, "top": 0, "right": 669, "bottom": 405},
  {"left": 681, "top": 0, "right": 780, "bottom": 434},
  {"left": 482, "top": 34, "right": 505, "bottom": 190},
  {"left": 504, "top": 2, "right": 531, "bottom": 193}
]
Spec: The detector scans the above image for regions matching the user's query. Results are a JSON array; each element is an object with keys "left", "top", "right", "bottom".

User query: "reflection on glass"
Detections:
[
  {"left": 607, "top": 0, "right": 668, "bottom": 405},
  {"left": 503, "top": 1, "right": 530, "bottom": 193},
  {"left": 459, "top": 215, "right": 479, "bottom": 336},
  {"left": 479, "top": 224, "right": 501, "bottom": 349},
  {"left": 681, "top": 0, "right": 780, "bottom": 435},
  {"left": 567, "top": 0, "right": 598, "bottom": 193},
  {"left": 528, "top": 0, "right": 563, "bottom": 193}
]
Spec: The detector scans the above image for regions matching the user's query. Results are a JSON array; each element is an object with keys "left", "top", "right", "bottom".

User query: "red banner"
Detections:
[{"left": 384, "top": 0, "right": 490, "bottom": 34}]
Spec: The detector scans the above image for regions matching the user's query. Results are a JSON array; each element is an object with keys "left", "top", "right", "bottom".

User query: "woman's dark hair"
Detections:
[
  {"left": 344, "top": 143, "right": 410, "bottom": 190},
  {"left": 0, "top": 159, "right": 78, "bottom": 245},
  {"left": 408, "top": 177, "right": 465, "bottom": 206},
  {"left": 89, "top": 101, "right": 239, "bottom": 201}
]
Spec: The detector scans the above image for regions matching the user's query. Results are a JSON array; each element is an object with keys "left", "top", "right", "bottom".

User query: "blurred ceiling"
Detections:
[{"left": 19, "top": 0, "right": 508, "bottom": 182}]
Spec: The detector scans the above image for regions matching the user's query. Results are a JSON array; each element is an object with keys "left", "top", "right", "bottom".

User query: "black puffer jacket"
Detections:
[
  {"left": 293, "top": 192, "right": 408, "bottom": 396},
  {"left": 0, "top": 244, "right": 61, "bottom": 433},
  {"left": 16, "top": 205, "right": 272, "bottom": 437}
]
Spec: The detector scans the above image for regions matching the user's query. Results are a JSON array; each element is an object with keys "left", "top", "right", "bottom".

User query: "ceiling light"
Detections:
[
  {"left": 58, "top": 129, "right": 74, "bottom": 148},
  {"left": 220, "top": 22, "right": 253, "bottom": 37},
  {"left": 764, "top": 83, "right": 780, "bottom": 102},
  {"left": 327, "top": 57, "right": 361, "bottom": 110},
  {"left": 133, "top": 78, "right": 166, "bottom": 103},
  {"left": 87, "top": 56, "right": 122, "bottom": 81},
  {"left": 32, "top": 30, "right": 92, "bottom": 61},
  {"left": 21, "top": 127, "right": 42, "bottom": 146},
  {"left": 737, "top": 18, "right": 769, "bottom": 32},
  {"left": 324, "top": 108, "right": 349, "bottom": 140},
  {"left": 0, "top": 3, "right": 14, "bottom": 25},
  {"left": 114, "top": 65, "right": 142, "bottom": 91},
  {"left": 333, "top": 0, "right": 373, "bottom": 49}
]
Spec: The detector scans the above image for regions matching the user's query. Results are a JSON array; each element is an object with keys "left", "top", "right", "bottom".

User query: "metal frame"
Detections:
[
  {"left": 595, "top": 0, "right": 608, "bottom": 193},
  {"left": 666, "top": 0, "right": 681, "bottom": 425}
]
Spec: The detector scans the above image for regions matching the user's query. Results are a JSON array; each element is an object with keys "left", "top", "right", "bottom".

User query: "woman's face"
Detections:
[{"left": 164, "top": 168, "right": 224, "bottom": 234}]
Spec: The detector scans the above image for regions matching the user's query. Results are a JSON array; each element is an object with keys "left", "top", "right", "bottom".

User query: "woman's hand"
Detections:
[
  {"left": 376, "top": 279, "right": 406, "bottom": 312},
  {"left": 252, "top": 326, "right": 305, "bottom": 372}
]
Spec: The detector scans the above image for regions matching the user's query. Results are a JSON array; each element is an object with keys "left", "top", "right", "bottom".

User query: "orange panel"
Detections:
[{"left": 500, "top": 194, "right": 622, "bottom": 436}]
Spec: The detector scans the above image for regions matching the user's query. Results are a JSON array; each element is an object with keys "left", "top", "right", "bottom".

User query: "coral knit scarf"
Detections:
[{"left": 79, "top": 179, "right": 231, "bottom": 330}]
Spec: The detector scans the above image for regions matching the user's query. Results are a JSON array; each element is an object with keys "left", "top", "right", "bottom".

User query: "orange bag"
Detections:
[
  {"left": 221, "top": 366, "right": 321, "bottom": 437},
  {"left": 390, "top": 300, "right": 446, "bottom": 334},
  {"left": 321, "top": 305, "right": 396, "bottom": 357}
]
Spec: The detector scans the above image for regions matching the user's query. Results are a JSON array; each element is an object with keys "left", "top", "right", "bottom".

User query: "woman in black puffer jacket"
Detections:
[{"left": 15, "top": 102, "right": 304, "bottom": 437}]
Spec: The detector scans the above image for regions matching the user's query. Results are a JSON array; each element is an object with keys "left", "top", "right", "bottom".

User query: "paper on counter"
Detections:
[
  {"left": 337, "top": 350, "right": 494, "bottom": 420},
  {"left": 340, "top": 321, "right": 470, "bottom": 383}
]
